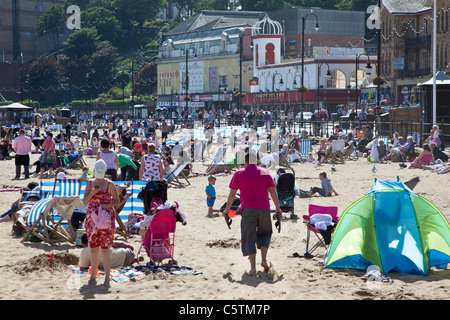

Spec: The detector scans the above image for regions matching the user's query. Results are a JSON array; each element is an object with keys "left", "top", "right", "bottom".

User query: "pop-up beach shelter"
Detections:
[{"left": 325, "top": 178, "right": 450, "bottom": 275}]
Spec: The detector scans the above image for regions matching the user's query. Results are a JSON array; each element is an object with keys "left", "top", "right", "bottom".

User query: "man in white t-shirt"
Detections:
[{"left": 79, "top": 234, "right": 136, "bottom": 270}]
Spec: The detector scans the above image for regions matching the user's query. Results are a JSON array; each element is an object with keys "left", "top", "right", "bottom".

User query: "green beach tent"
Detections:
[{"left": 325, "top": 178, "right": 450, "bottom": 275}]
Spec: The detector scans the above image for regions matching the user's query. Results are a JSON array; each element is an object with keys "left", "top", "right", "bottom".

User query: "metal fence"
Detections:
[{"left": 169, "top": 116, "right": 449, "bottom": 148}]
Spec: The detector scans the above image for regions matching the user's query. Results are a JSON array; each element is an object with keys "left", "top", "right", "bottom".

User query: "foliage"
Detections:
[
  {"left": 35, "top": 5, "right": 66, "bottom": 49},
  {"left": 26, "top": 56, "right": 63, "bottom": 88}
]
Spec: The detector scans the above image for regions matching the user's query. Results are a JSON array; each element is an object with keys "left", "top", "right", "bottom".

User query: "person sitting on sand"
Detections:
[
  {"left": 430, "top": 142, "right": 449, "bottom": 163},
  {"left": 78, "top": 234, "right": 136, "bottom": 271},
  {"left": 408, "top": 143, "right": 435, "bottom": 169},
  {"left": 308, "top": 172, "right": 338, "bottom": 197}
]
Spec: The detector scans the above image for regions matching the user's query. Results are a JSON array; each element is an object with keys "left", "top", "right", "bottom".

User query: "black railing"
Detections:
[{"left": 163, "top": 116, "right": 450, "bottom": 148}]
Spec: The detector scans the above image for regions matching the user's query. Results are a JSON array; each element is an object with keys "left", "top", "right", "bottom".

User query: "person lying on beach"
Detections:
[{"left": 78, "top": 234, "right": 136, "bottom": 271}]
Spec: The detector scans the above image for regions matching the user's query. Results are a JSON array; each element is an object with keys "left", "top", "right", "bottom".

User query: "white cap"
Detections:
[
  {"left": 56, "top": 172, "right": 66, "bottom": 179},
  {"left": 94, "top": 159, "right": 107, "bottom": 179}
]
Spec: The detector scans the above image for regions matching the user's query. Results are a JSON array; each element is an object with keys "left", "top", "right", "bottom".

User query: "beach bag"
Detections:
[
  {"left": 127, "top": 213, "right": 144, "bottom": 235},
  {"left": 91, "top": 206, "right": 110, "bottom": 230}
]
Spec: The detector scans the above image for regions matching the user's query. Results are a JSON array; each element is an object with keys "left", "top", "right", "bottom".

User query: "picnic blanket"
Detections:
[{"left": 71, "top": 265, "right": 202, "bottom": 283}]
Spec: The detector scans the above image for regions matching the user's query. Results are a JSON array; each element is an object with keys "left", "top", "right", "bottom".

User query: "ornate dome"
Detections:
[{"left": 251, "top": 14, "right": 283, "bottom": 36}]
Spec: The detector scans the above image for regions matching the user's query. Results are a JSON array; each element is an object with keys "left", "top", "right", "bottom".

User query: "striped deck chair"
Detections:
[
  {"left": 375, "top": 136, "right": 389, "bottom": 147},
  {"left": 22, "top": 179, "right": 83, "bottom": 242},
  {"left": 165, "top": 163, "right": 191, "bottom": 187},
  {"left": 58, "top": 178, "right": 82, "bottom": 197},
  {"left": 39, "top": 180, "right": 60, "bottom": 199},
  {"left": 298, "top": 139, "right": 312, "bottom": 157},
  {"left": 21, "top": 198, "right": 74, "bottom": 243},
  {"left": 207, "top": 146, "right": 227, "bottom": 166}
]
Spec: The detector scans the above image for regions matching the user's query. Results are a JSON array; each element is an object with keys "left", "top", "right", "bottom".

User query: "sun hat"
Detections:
[{"left": 94, "top": 159, "right": 107, "bottom": 179}]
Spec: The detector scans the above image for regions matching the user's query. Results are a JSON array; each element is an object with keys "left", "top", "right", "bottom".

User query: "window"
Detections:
[
  {"left": 204, "top": 41, "right": 209, "bottom": 53},
  {"left": 184, "top": 44, "right": 189, "bottom": 54},
  {"left": 25, "top": 32, "right": 32, "bottom": 41},
  {"left": 0, "top": 1, "right": 3, "bottom": 7},
  {"left": 219, "top": 75, "right": 228, "bottom": 91},
  {"left": 194, "top": 42, "right": 199, "bottom": 54}
]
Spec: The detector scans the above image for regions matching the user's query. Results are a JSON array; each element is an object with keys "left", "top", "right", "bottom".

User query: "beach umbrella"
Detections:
[{"left": 326, "top": 178, "right": 450, "bottom": 275}]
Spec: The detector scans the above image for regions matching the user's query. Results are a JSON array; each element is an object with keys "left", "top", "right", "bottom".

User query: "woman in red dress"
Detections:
[{"left": 82, "top": 159, "right": 120, "bottom": 285}]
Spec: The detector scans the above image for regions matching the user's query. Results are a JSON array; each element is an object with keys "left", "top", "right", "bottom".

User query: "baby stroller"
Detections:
[
  {"left": 139, "top": 206, "right": 178, "bottom": 266},
  {"left": 276, "top": 168, "right": 297, "bottom": 220},
  {"left": 138, "top": 180, "right": 168, "bottom": 214}
]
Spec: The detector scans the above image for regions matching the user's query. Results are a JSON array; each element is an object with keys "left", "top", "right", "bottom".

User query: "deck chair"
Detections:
[
  {"left": 206, "top": 146, "right": 227, "bottom": 166},
  {"left": 298, "top": 139, "right": 312, "bottom": 157},
  {"left": 67, "top": 151, "right": 87, "bottom": 169},
  {"left": 328, "top": 139, "right": 345, "bottom": 163},
  {"left": 165, "top": 163, "right": 191, "bottom": 186},
  {"left": 278, "top": 148, "right": 291, "bottom": 168},
  {"left": 20, "top": 195, "right": 84, "bottom": 244},
  {"left": 301, "top": 204, "right": 339, "bottom": 258},
  {"left": 23, "top": 178, "right": 84, "bottom": 243}
]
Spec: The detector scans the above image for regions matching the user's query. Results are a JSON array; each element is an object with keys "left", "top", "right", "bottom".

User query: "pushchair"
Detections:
[
  {"left": 139, "top": 207, "right": 178, "bottom": 266},
  {"left": 276, "top": 168, "right": 297, "bottom": 220},
  {"left": 137, "top": 180, "right": 168, "bottom": 214}
]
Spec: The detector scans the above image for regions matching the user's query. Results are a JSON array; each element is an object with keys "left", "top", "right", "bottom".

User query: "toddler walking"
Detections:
[{"left": 205, "top": 176, "right": 216, "bottom": 217}]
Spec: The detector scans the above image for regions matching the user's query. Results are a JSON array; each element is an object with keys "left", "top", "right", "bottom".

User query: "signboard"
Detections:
[
  {"left": 249, "top": 78, "right": 259, "bottom": 86},
  {"left": 394, "top": 58, "right": 404, "bottom": 71},
  {"left": 180, "top": 60, "right": 204, "bottom": 93}
]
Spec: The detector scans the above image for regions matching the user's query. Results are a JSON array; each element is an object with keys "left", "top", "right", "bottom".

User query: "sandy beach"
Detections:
[{"left": 0, "top": 137, "right": 449, "bottom": 301}]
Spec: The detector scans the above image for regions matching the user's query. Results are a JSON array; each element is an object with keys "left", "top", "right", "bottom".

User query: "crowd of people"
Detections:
[{"left": 2, "top": 107, "right": 449, "bottom": 283}]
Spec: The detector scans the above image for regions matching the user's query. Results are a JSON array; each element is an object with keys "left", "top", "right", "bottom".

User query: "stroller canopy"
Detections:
[{"left": 326, "top": 178, "right": 450, "bottom": 275}]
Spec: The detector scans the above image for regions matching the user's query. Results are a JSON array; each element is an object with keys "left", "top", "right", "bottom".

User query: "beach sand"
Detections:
[{"left": 0, "top": 145, "right": 449, "bottom": 301}]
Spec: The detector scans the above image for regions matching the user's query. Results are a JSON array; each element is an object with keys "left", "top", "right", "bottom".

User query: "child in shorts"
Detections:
[{"left": 205, "top": 176, "right": 216, "bottom": 217}]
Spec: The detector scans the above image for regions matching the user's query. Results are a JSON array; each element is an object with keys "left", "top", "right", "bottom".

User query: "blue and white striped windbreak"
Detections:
[{"left": 79, "top": 180, "right": 146, "bottom": 222}]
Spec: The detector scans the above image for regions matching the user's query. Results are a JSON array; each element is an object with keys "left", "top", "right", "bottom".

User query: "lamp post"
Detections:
[
  {"left": 272, "top": 71, "right": 284, "bottom": 111},
  {"left": 301, "top": 11, "right": 320, "bottom": 123},
  {"left": 184, "top": 48, "right": 197, "bottom": 111},
  {"left": 317, "top": 62, "right": 331, "bottom": 113},
  {"left": 354, "top": 53, "right": 372, "bottom": 112}
]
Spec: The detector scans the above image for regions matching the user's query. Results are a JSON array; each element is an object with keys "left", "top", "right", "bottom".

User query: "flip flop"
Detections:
[
  {"left": 273, "top": 214, "right": 281, "bottom": 233},
  {"left": 224, "top": 214, "right": 232, "bottom": 229},
  {"left": 275, "top": 219, "right": 281, "bottom": 233}
]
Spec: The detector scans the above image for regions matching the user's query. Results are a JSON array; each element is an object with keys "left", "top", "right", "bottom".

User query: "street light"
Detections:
[
  {"left": 355, "top": 53, "right": 372, "bottom": 112},
  {"left": 272, "top": 71, "right": 284, "bottom": 111},
  {"left": 301, "top": 11, "right": 320, "bottom": 123},
  {"left": 184, "top": 48, "right": 197, "bottom": 111},
  {"left": 317, "top": 62, "right": 332, "bottom": 113}
]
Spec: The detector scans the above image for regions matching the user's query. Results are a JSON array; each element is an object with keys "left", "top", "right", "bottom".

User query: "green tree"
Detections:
[
  {"left": 26, "top": 56, "right": 63, "bottom": 88},
  {"left": 134, "top": 62, "right": 157, "bottom": 95},
  {"left": 36, "top": 5, "right": 66, "bottom": 49},
  {"left": 62, "top": 27, "right": 106, "bottom": 60},
  {"left": 112, "top": 0, "right": 165, "bottom": 31},
  {"left": 89, "top": 46, "right": 121, "bottom": 84},
  {"left": 82, "top": 6, "right": 121, "bottom": 45},
  {"left": 194, "top": 0, "right": 230, "bottom": 11}
]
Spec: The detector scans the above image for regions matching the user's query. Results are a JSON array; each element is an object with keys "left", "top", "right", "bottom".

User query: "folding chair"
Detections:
[
  {"left": 206, "top": 146, "right": 227, "bottom": 167},
  {"left": 302, "top": 204, "right": 339, "bottom": 258},
  {"left": 20, "top": 197, "right": 83, "bottom": 244},
  {"left": 58, "top": 178, "right": 82, "bottom": 197},
  {"left": 329, "top": 139, "right": 345, "bottom": 163},
  {"left": 278, "top": 148, "right": 292, "bottom": 168},
  {"left": 67, "top": 151, "right": 87, "bottom": 169},
  {"left": 165, "top": 163, "right": 191, "bottom": 187},
  {"left": 298, "top": 139, "right": 312, "bottom": 157}
]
